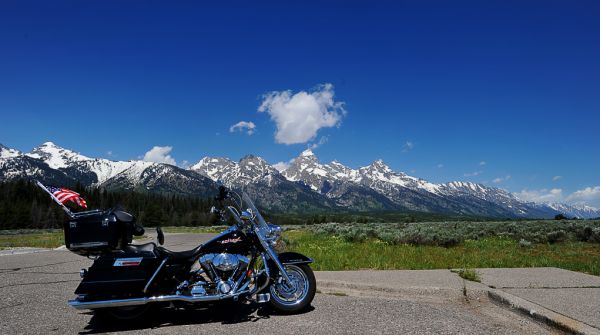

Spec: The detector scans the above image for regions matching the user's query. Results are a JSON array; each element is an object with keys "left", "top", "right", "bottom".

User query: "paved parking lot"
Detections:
[{"left": 0, "top": 234, "right": 558, "bottom": 334}]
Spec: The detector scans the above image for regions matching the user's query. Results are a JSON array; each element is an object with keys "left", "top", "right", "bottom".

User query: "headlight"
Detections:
[{"left": 266, "top": 223, "right": 282, "bottom": 246}]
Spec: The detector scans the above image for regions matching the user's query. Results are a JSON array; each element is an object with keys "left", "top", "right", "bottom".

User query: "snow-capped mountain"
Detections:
[
  {"left": 24, "top": 142, "right": 133, "bottom": 184},
  {"left": 545, "top": 203, "right": 600, "bottom": 219},
  {"left": 274, "top": 150, "right": 600, "bottom": 218},
  {"left": 102, "top": 162, "right": 217, "bottom": 197},
  {"left": 26, "top": 142, "right": 91, "bottom": 169},
  {"left": 282, "top": 149, "right": 346, "bottom": 192},
  {"left": 1, "top": 142, "right": 599, "bottom": 218},
  {"left": 0, "top": 144, "right": 21, "bottom": 159},
  {"left": 0, "top": 142, "right": 216, "bottom": 198},
  {"left": 280, "top": 151, "right": 517, "bottom": 216},
  {"left": 191, "top": 155, "right": 280, "bottom": 187},
  {"left": 190, "top": 153, "right": 338, "bottom": 212},
  {"left": 0, "top": 154, "right": 77, "bottom": 185}
]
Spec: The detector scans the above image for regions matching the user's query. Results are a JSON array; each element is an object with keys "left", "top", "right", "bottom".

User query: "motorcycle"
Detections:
[{"left": 64, "top": 186, "right": 316, "bottom": 320}]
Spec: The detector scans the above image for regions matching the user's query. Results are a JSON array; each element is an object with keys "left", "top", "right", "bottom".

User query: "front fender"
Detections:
[{"left": 277, "top": 252, "right": 313, "bottom": 265}]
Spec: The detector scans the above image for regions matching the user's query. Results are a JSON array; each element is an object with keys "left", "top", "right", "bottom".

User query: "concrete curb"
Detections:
[
  {"left": 316, "top": 279, "right": 488, "bottom": 302},
  {"left": 0, "top": 247, "right": 52, "bottom": 256},
  {"left": 488, "top": 288, "right": 600, "bottom": 335},
  {"left": 316, "top": 277, "right": 600, "bottom": 335}
]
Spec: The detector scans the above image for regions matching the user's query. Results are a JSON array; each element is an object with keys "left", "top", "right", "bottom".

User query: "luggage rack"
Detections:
[
  {"left": 70, "top": 209, "right": 104, "bottom": 218},
  {"left": 35, "top": 180, "right": 98, "bottom": 219}
]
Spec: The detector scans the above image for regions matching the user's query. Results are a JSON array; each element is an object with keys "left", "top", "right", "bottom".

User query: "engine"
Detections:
[{"left": 198, "top": 253, "right": 249, "bottom": 294}]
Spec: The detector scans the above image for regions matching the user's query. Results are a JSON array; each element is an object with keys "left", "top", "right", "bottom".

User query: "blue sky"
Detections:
[{"left": 1, "top": 1, "right": 599, "bottom": 206}]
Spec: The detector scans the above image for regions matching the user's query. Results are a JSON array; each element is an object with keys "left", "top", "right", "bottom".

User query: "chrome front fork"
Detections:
[{"left": 255, "top": 230, "right": 293, "bottom": 285}]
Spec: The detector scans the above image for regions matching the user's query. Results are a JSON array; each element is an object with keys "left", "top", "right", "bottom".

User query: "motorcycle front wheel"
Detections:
[{"left": 268, "top": 264, "right": 316, "bottom": 314}]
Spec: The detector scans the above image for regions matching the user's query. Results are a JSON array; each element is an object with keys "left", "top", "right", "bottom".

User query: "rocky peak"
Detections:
[
  {"left": 300, "top": 148, "right": 315, "bottom": 157},
  {"left": 359, "top": 160, "right": 395, "bottom": 179},
  {"left": 189, "top": 156, "right": 236, "bottom": 182},
  {"left": 239, "top": 154, "right": 278, "bottom": 175},
  {"left": 324, "top": 160, "right": 359, "bottom": 181},
  {"left": 0, "top": 144, "right": 21, "bottom": 159},
  {"left": 27, "top": 142, "right": 90, "bottom": 169}
]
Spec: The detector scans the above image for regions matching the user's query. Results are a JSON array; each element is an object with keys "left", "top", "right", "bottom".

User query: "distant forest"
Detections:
[
  {"left": 0, "top": 180, "right": 216, "bottom": 229},
  {"left": 0, "top": 180, "right": 504, "bottom": 230}
]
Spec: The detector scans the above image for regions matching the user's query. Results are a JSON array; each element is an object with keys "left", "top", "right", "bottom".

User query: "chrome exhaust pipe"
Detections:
[{"left": 69, "top": 288, "right": 252, "bottom": 310}]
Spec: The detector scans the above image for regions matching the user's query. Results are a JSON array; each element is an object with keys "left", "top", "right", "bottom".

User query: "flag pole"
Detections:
[{"left": 35, "top": 180, "right": 74, "bottom": 218}]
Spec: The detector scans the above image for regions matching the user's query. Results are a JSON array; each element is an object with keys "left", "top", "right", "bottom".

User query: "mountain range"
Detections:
[{"left": 1, "top": 142, "right": 598, "bottom": 219}]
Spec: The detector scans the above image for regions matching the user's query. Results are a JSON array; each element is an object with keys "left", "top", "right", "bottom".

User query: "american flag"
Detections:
[{"left": 46, "top": 186, "right": 88, "bottom": 208}]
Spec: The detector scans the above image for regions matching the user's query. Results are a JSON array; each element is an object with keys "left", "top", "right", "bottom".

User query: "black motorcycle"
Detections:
[{"left": 63, "top": 186, "right": 316, "bottom": 320}]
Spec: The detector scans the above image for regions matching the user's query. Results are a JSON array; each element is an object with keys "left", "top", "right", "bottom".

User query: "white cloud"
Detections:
[
  {"left": 552, "top": 175, "right": 562, "bottom": 181},
  {"left": 492, "top": 175, "right": 511, "bottom": 184},
  {"left": 514, "top": 188, "right": 563, "bottom": 203},
  {"left": 273, "top": 161, "right": 291, "bottom": 172},
  {"left": 229, "top": 121, "right": 256, "bottom": 135},
  {"left": 566, "top": 186, "right": 600, "bottom": 204},
  {"left": 258, "top": 83, "right": 345, "bottom": 145},
  {"left": 464, "top": 170, "right": 483, "bottom": 177},
  {"left": 513, "top": 185, "right": 600, "bottom": 207},
  {"left": 479, "top": 161, "right": 486, "bottom": 166},
  {"left": 180, "top": 160, "right": 191, "bottom": 169},
  {"left": 143, "top": 146, "right": 176, "bottom": 165},
  {"left": 437, "top": 163, "right": 444, "bottom": 168},
  {"left": 402, "top": 141, "right": 414, "bottom": 152},
  {"left": 309, "top": 136, "right": 328, "bottom": 150}
]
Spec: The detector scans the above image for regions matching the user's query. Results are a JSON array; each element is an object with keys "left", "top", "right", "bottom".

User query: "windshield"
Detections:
[{"left": 241, "top": 192, "right": 270, "bottom": 234}]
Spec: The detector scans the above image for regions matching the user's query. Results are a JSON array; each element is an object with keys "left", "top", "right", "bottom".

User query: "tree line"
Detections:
[
  {"left": 0, "top": 180, "right": 217, "bottom": 229},
  {"left": 0, "top": 180, "right": 411, "bottom": 230},
  {"left": 0, "top": 180, "right": 537, "bottom": 231}
]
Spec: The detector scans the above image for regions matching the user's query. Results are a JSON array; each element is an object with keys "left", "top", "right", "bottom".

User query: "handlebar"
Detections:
[{"left": 214, "top": 185, "right": 229, "bottom": 201}]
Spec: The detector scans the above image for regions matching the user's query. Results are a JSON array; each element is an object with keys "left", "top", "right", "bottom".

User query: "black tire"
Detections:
[{"left": 268, "top": 264, "right": 316, "bottom": 314}]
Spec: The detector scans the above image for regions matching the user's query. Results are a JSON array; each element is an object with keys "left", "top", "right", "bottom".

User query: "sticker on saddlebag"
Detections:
[{"left": 113, "top": 257, "right": 143, "bottom": 266}]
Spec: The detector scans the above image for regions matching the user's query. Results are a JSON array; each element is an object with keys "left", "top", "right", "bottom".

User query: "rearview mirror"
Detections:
[
  {"left": 156, "top": 227, "right": 165, "bottom": 245},
  {"left": 240, "top": 210, "right": 252, "bottom": 221}
]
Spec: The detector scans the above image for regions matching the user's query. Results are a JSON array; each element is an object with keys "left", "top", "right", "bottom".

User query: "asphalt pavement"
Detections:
[{"left": 0, "top": 233, "right": 587, "bottom": 334}]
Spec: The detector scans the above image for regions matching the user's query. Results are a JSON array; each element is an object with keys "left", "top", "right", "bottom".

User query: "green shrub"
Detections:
[
  {"left": 547, "top": 230, "right": 567, "bottom": 244},
  {"left": 457, "top": 268, "right": 481, "bottom": 282},
  {"left": 519, "top": 239, "right": 532, "bottom": 248},
  {"left": 307, "top": 220, "right": 600, "bottom": 247}
]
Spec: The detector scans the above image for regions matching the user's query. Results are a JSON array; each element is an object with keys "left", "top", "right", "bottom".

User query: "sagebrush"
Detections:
[{"left": 305, "top": 220, "right": 600, "bottom": 246}]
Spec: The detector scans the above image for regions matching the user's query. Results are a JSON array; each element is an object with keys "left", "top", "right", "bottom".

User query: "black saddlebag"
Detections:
[
  {"left": 75, "top": 248, "right": 160, "bottom": 297},
  {"left": 64, "top": 209, "right": 136, "bottom": 256}
]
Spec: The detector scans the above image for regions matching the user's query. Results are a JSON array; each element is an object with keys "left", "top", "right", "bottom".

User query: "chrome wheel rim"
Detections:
[{"left": 269, "top": 265, "right": 309, "bottom": 306}]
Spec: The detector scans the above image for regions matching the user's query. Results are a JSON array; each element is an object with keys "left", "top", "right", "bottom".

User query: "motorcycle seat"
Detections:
[
  {"left": 124, "top": 242, "right": 157, "bottom": 254},
  {"left": 156, "top": 245, "right": 203, "bottom": 262}
]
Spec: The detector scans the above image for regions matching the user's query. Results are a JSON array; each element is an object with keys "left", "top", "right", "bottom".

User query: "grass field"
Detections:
[
  {"left": 283, "top": 230, "right": 600, "bottom": 276},
  {"left": 0, "top": 231, "right": 64, "bottom": 249}
]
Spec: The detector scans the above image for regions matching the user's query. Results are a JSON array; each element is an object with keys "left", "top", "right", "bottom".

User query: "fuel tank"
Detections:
[{"left": 201, "top": 229, "right": 252, "bottom": 254}]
